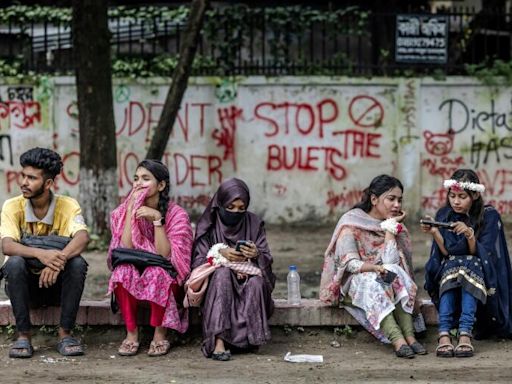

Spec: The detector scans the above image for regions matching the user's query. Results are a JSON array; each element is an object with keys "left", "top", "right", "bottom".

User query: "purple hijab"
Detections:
[{"left": 192, "top": 178, "right": 275, "bottom": 287}]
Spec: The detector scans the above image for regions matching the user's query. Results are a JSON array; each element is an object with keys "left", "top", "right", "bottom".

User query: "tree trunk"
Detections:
[
  {"left": 72, "top": 0, "right": 118, "bottom": 237},
  {"left": 145, "top": 0, "right": 209, "bottom": 160}
]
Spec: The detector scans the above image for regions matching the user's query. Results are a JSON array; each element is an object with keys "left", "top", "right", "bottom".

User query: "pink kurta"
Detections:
[{"left": 107, "top": 190, "right": 193, "bottom": 333}]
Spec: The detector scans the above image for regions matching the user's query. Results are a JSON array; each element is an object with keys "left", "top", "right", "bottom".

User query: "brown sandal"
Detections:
[
  {"left": 455, "top": 332, "right": 474, "bottom": 358},
  {"left": 148, "top": 340, "right": 171, "bottom": 357},
  {"left": 118, "top": 339, "right": 140, "bottom": 356},
  {"left": 436, "top": 332, "right": 454, "bottom": 358}
]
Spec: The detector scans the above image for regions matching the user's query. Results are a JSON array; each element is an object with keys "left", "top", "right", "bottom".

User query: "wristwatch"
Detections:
[{"left": 153, "top": 217, "right": 163, "bottom": 226}]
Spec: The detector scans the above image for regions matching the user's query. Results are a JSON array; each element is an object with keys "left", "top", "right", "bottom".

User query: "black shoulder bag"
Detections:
[
  {"left": 0, "top": 234, "right": 71, "bottom": 283},
  {"left": 111, "top": 247, "right": 177, "bottom": 278},
  {"left": 21, "top": 234, "right": 72, "bottom": 270},
  {"left": 110, "top": 248, "right": 177, "bottom": 314}
]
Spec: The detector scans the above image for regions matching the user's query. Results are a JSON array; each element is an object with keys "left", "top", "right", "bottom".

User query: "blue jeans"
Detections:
[{"left": 438, "top": 287, "right": 477, "bottom": 334}]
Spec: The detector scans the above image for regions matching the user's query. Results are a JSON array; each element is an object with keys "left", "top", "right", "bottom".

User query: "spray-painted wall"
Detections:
[{"left": 0, "top": 77, "right": 511, "bottom": 223}]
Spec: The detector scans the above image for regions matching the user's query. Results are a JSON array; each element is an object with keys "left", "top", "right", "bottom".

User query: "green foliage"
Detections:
[
  {"left": 334, "top": 325, "right": 354, "bottom": 337},
  {"left": 0, "top": 4, "right": 368, "bottom": 78},
  {"left": 0, "top": 5, "right": 190, "bottom": 24},
  {"left": 465, "top": 59, "right": 512, "bottom": 87},
  {"left": 0, "top": 324, "right": 16, "bottom": 337},
  {"left": 39, "top": 325, "right": 58, "bottom": 336}
]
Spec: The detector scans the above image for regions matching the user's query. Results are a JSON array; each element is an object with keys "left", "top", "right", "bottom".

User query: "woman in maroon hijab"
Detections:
[{"left": 192, "top": 178, "right": 275, "bottom": 361}]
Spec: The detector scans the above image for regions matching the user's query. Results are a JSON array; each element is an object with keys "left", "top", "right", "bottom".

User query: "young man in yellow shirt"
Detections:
[{"left": 1, "top": 147, "right": 90, "bottom": 358}]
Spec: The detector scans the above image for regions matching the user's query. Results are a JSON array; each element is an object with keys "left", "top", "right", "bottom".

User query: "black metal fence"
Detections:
[{"left": 0, "top": 6, "right": 510, "bottom": 76}]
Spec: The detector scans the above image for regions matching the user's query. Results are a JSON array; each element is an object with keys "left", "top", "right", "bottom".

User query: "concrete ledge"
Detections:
[{"left": 0, "top": 299, "right": 438, "bottom": 327}]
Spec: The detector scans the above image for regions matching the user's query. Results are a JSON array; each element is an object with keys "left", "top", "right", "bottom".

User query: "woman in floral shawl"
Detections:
[
  {"left": 320, "top": 174, "right": 425, "bottom": 358},
  {"left": 107, "top": 160, "right": 193, "bottom": 357}
]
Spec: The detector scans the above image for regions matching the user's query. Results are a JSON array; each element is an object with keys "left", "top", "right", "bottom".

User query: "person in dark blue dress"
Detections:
[{"left": 423, "top": 169, "right": 512, "bottom": 358}]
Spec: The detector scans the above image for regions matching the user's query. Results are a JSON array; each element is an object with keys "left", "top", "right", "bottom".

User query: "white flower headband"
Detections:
[{"left": 443, "top": 179, "right": 485, "bottom": 193}]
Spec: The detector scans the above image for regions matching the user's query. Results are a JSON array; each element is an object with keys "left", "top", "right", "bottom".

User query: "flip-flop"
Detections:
[
  {"left": 57, "top": 336, "right": 84, "bottom": 356},
  {"left": 147, "top": 340, "right": 170, "bottom": 357},
  {"left": 118, "top": 339, "right": 140, "bottom": 356},
  {"left": 9, "top": 339, "right": 34, "bottom": 358}
]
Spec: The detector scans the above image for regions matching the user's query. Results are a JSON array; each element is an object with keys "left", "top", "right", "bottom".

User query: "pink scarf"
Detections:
[{"left": 107, "top": 188, "right": 191, "bottom": 284}]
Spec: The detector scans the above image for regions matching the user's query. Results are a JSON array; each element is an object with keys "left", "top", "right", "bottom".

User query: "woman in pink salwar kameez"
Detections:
[{"left": 107, "top": 160, "right": 193, "bottom": 357}]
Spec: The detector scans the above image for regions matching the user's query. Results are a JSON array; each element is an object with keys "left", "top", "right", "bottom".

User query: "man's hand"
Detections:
[
  {"left": 39, "top": 267, "right": 60, "bottom": 288},
  {"left": 37, "top": 249, "right": 67, "bottom": 271}
]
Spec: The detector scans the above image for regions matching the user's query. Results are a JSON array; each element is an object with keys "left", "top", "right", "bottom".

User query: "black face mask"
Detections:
[{"left": 219, "top": 207, "right": 245, "bottom": 227}]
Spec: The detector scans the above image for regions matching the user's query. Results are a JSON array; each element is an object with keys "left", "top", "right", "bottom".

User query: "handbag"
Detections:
[
  {"left": 183, "top": 263, "right": 217, "bottom": 308},
  {"left": 20, "top": 234, "right": 72, "bottom": 270},
  {"left": 111, "top": 247, "right": 177, "bottom": 278}
]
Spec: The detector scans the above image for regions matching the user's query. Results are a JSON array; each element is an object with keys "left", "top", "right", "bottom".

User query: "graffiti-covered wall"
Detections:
[{"left": 0, "top": 77, "right": 511, "bottom": 223}]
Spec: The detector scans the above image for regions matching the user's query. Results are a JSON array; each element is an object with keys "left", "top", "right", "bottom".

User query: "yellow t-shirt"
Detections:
[{"left": 0, "top": 193, "right": 88, "bottom": 242}]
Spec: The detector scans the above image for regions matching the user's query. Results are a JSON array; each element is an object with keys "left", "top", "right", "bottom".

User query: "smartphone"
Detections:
[
  {"left": 235, "top": 240, "right": 251, "bottom": 252},
  {"left": 420, "top": 219, "right": 454, "bottom": 229},
  {"left": 375, "top": 270, "right": 398, "bottom": 285}
]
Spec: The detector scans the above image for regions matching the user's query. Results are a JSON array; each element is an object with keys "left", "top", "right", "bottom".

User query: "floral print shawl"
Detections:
[{"left": 320, "top": 208, "right": 414, "bottom": 306}]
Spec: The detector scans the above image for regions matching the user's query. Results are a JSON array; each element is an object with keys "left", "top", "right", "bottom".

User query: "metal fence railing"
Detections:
[{"left": 0, "top": 6, "right": 510, "bottom": 76}]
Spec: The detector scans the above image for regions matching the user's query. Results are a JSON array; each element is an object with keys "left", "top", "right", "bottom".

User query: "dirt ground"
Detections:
[{"left": 1, "top": 224, "right": 512, "bottom": 383}]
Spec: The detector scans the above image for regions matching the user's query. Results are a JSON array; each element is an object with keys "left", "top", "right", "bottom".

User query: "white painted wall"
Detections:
[{"left": 0, "top": 76, "right": 511, "bottom": 223}]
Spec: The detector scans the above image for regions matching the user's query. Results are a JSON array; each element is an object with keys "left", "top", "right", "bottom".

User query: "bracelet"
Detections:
[
  {"left": 153, "top": 217, "right": 163, "bottom": 226},
  {"left": 380, "top": 218, "right": 403, "bottom": 235},
  {"left": 465, "top": 227, "right": 475, "bottom": 240}
]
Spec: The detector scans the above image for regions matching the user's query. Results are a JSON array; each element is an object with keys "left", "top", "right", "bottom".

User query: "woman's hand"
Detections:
[
  {"left": 219, "top": 247, "right": 246, "bottom": 262},
  {"left": 372, "top": 264, "right": 387, "bottom": 275},
  {"left": 127, "top": 186, "right": 145, "bottom": 209},
  {"left": 451, "top": 221, "right": 474, "bottom": 239},
  {"left": 393, "top": 210, "right": 407, "bottom": 223},
  {"left": 238, "top": 241, "right": 259, "bottom": 259},
  {"left": 135, "top": 206, "right": 162, "bottom": 222},
  {"left": 420, "top": 215, "right": 439, "bottom": 235}
]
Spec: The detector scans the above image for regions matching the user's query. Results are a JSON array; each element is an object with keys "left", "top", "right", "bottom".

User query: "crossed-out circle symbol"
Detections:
[{"left": 348, "top": 95, "right": 384, "bottom": 128}]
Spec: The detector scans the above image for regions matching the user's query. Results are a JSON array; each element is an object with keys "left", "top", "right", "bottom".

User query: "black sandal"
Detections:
[
  {"left": 57, "top": 336, "right": 85, "bottom": 357},
  {"left": 395, "top": 344, "right": 415, "bottom": 358},
  {"left": 9, "top": 339, "right": 34, "bottom": 358},
  {"left": 212, "top": 350, "right": 231, "bottom": 361}
]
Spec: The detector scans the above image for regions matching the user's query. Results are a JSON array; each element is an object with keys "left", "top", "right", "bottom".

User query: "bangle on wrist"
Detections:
[
  {"left": 380, "top": 218, "right": 403, "bottom": 235},
  {"left": 465, "top": 227, "right": 475, "bottom": 240},
  {"left": 153, "top": 217, "right": 163, "bottom": 226}
]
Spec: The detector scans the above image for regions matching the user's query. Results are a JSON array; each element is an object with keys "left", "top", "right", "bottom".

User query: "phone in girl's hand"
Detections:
[
  {"left": 235, "top": 240, "right": 250, "bottom": 252},
  {"left": 420, "top": 219, "right": 454, "bottom": 229},
  {"left": 375, "top": 270, "right": 398, "bottom": 285}
]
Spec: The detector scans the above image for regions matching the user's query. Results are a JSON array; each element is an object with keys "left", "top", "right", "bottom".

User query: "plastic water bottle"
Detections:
[{"left": 287, "top": 265, "right": 301, "bottom": 305}]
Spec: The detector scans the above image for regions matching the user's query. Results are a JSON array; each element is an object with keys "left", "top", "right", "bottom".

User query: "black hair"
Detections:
[
  {"left": 138, "top": 159, "right": 170, "bottom": 224},
  {"left": 445, "top": 169, "right": 485, "bottom": 235},
  {"left": 20, "top": 147, "right": 63, "bottom": 181},
  {"left": 353, "top": 174, "right": 404, "bottom": 213}
]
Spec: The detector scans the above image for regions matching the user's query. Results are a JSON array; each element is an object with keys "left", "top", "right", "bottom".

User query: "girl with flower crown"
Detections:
[
  {"left": 423, "top": 169, "right": 512, "bottom": 358},
  {"left": 320, "top": 174, "right": 426, "bottom": 358}
]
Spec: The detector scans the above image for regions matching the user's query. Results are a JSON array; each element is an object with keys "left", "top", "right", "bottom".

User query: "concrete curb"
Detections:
[{"left": 0, "top": 299, "right": 438, "bottom": 327}]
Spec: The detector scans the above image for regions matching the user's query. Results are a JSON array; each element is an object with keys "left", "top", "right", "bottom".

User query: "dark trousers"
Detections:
[{"left": 3, "top": 255, "right": 88, "bottom": 333}]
